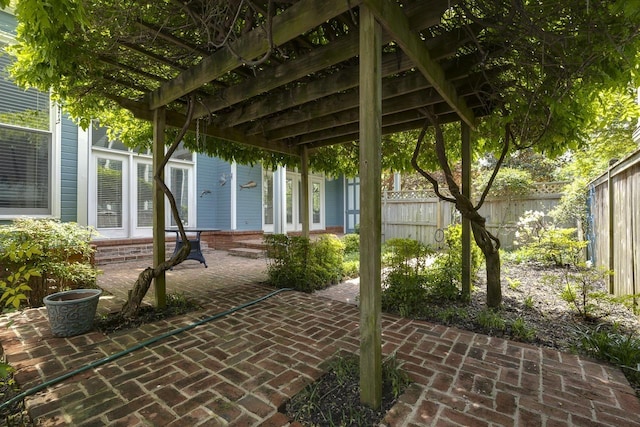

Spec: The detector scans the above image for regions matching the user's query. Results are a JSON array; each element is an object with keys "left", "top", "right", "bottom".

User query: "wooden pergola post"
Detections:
[
  {"left": 359, "top": 5, "right": 382, "bottom": 409},
  {"left": 461, "top": 122, "right": 472, "bottom": 301},
  {"left": 153, "top": 107, "right": 167, "bottom": 308},
  {"left": 301, "top": 146, "right": 310, "bottom": 238}
]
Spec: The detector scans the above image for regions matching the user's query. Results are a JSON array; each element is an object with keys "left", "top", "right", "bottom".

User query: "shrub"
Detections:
[
  {"left": 512, "top": 211, "right": 587, "bottom": 267},
  {"left": 509, "top": 317, "right": 536, "bottom": 342},
  {"left": 0, "top": 218, "right": 99, "bottom": 308},
  {"left": 549, "top": 264, "right": 614, "bottom": 320},
  {"left": 264, "top": 234, "right": 344, "bottom": 292},
  {"left": 342, "top": 234, "right": 360, "bottom": 254},
  {"left": 381, "top": 271, "right": 429, "bottom": 317},
  {"left": 381, "top": 238, "right": 434, "bottom": 317},
  {"left": 427, "top": 224, "right": 483, "bottom": 298}
]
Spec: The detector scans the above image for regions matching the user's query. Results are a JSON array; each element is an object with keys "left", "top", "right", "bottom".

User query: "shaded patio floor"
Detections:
[{"left": 1, "top": 250, "right": 640, "bottom": 426}]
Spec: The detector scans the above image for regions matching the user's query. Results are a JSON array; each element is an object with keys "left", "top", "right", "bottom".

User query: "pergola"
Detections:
[{"left": 53, "top": 0, "right": 503, "bottom": 407}]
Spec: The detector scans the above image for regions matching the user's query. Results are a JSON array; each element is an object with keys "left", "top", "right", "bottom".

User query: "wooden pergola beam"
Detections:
[
  {"left": 211, "top": 33, "right": 480, "bottom": 129},
  {"left": 253, "top": 69, "right": 490, "bottom": 140},
  {"left": 146, "top": 0, "right": 362, "bottom": 110},
  {"left": 291, "top": 95, "right": 484, "bottom": 146},
  {"left": 191, "top": 0, "right": 457, "bottom": 119},
  {"left": 306, "top": 111, "right": 473, "bottom": 151},
  {"left": 110, "top": 96, "right": 297, "bottom": 156},
  {"left": 363, "top": 0, "right": 476, "bottom": 129}
]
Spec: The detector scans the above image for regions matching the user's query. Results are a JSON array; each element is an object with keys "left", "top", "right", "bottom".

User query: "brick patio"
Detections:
[{"left": 1, "top": 250, "right": 640, "bottom": 426}]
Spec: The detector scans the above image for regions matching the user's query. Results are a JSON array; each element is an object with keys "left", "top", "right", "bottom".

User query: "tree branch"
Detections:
[
  {"left": 411, "top": 118, "right": 457, "bottom": 203},
  {"left": 475, "top": 123, "right": 511, "bottom": 209}
]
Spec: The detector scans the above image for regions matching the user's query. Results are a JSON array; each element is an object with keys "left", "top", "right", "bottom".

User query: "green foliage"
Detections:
[
  {"left": 0, "top": 218, "right": 99, "bottom": 307},
  {"left": 477, "top": 309, "right": 506, "bottom": 332},
  {"left": 286, "top": 352, "right": 410, "bottom": 426},
  {"left": 0, "top": 264, "right": 39, "bottom": 311},
  {"left": 551, "top": 265, "right": 614, "bottom": 320},
  {"left": 523, "top": 295, "right": 535, "bottom": 310},
  {"left": 576, "top": 324, "right": 640, "bottom": 386},
  {"left": 512, "top": 211, "right": 587, "bottom": 267},
  {"left": 264, "top": 234, "right": 344, "bottom": 292},
  {"left": 430, "top": 224, "right": 483, "bottom": 287},
  {"left": 474, "top": 167, "right": 534, "bottom": 199},
  {"left": 509, "top": 318, "right": 536, "bottom": 342},
  {"left": 382, "top": 227, "right": 484, "bottom": 317},
  {"left": 341, "top": 234, "right": 360, "bottom": 254},
  {"left": 383, "top": 238, "right": 434, "bottom": 275},
  {"left": 381, "top": 271, "right": 429, "bottom": 318},
  {"left": 341, "top": 258, "right": 359, "bottom": 280}
]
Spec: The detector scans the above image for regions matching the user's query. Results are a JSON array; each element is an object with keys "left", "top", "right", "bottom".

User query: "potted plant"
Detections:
[{"left": 43, "top": 288, "right": 102, "bottom": 337}]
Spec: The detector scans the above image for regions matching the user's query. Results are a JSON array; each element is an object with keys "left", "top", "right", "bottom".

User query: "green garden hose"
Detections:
[{"left": 0, "top": 287, "right": 293, "bottom": 412}]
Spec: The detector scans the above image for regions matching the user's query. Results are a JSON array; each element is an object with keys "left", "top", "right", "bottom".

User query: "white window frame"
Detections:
[{"left": 87, "top": 124, "right": 195, "bottom": 239}]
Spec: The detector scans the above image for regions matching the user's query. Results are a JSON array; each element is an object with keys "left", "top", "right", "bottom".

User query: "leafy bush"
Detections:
[
  {"left": 342, "top": 234, "right": 360, "bottom": 254},
  {"left": 548, "top": 264, "right": 614, "bottom": 320},
  {"left": 381, "top": 271, "right": 429, "bottom": 317},
  {"left": 0, "top": 218, "right": 99, "bottom": 308},
  {"left": 512, "top": 211, "right": 587, "bottom": 267},
  {"left": 428, "top": 224, "right": 483, "bottom": 297},
  {"left": 474, "top": 167, "right": 533, "bottom": 199},
  {"left": 382, "top": 227, "right": 483, "bottom": 317},
  {"left": 264, "top": 234, "right": 344, "bottom": 292}
]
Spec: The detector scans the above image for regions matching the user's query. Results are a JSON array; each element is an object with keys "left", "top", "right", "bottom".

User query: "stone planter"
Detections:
[{"left": 43, "top": 289, "right": 102, "bottom": 337}]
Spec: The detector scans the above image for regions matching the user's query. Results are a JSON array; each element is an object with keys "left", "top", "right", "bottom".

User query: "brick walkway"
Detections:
[{"left": 1, "top": 250, "right": 640, "bottom": 426}]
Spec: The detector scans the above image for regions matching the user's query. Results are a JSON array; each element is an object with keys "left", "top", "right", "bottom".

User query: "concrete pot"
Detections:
[{"left": 43, "top": 289, "right": 102, "bottom": 337}]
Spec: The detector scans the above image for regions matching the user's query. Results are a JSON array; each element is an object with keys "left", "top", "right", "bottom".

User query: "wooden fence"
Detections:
[
  {"left": 589, "top": 150, "right": 640, "bottom": 296},
  {"left": 382, "top": 182, "right": 567, "bottom": 250}
]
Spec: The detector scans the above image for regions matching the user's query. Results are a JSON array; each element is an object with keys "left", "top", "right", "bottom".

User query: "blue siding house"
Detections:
[{"left": 1, "top": 9, "right": 349, "bottom": 259}]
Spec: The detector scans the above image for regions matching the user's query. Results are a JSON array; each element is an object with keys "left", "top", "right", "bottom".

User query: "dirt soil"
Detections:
[{"left": 429, "top": 261, "right": 640, "bottom": 353}]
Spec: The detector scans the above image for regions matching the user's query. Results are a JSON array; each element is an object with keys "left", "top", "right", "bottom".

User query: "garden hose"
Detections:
[{"left": 0, "top": 287, "right": 294, "bottom": 412}]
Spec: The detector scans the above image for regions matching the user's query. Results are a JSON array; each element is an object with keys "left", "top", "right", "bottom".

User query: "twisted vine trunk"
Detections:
[
  {"left": 411, "top": 111, "right": 508, "bottom": 308},
  {"left": 120, "top": 97, "right": 196, "bottom": 319}
]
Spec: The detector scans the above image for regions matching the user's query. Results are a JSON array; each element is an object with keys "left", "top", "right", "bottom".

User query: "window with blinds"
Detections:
[
  {"left": 97, "top": 158, "right": 123, "bottom": 228},
  {"left": 0, "top": 45, "right": 52, "bottom": 215},
  {"left": 170, "top": 167, "right": 189, "bottom": 227},
  {"left": 137, "top": 162, "right": 153, "bottom": 227}
]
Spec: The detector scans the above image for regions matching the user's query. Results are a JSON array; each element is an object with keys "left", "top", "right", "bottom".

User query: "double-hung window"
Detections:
[{"left": 0, "top": 44, "right": 53, "bottom": 217}]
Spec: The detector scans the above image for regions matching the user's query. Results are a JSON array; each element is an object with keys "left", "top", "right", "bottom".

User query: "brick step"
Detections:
[
  {"left": 234, "top": 239, "right": 267, "bottom": 250},
  {"left": 227, "top": 247, "right": 264, "bottom": 259}
]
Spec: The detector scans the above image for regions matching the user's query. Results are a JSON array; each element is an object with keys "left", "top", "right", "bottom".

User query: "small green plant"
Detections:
[
  {"left": 523, "top": 295, "right": 535, "bottom": 309},
  {"left": 0, "top": 265, "right": 40, "bottom": 311},
  {"left": 552, "top": 264, "right": 613, "bottom": 320},
  {"left": 477, "top": 308, "right": 506, "bottom": 332},
  {"left": 509, "top": 317, "right": 536, "bottom": 342},
  {"left": 575, "top": 324, "right": 640, "bottom": 386},
  {"left": 507, "top": 277, "right": 521, "bottom": 290}
]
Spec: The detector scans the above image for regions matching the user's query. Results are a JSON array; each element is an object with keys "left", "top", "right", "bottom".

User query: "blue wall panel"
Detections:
[
  {"left": 60, "top": 116, "right": 78, "bottom": 222},
  {"left": 235, "top": 165, "right": 262, "bottom": 230},
  {"left": 325, "top": 176, "right": 344, "bottom": 228},
  {"left": 196, "top": 155, "right": 232, "bottom": 229}
]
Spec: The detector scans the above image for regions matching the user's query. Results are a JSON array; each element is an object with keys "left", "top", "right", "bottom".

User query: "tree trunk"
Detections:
[
  {"left": 471, "top": 223, "right": 502, "bottom": 308},
  {"left": 120, "top": 242, "right": 190, "bottom": 318}
]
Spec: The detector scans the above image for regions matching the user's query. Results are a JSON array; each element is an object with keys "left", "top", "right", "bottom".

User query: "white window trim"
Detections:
[{"left": 0, "top": 103, "right": 58, "bottom": 220}]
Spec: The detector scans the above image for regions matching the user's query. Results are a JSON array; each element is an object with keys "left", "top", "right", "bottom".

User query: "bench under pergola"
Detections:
[{"left": 51, "top": 0, "right": 503, "bottom": 407}]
